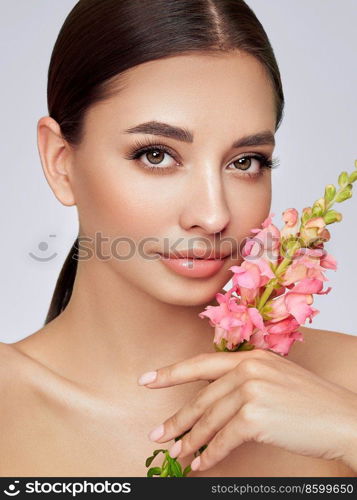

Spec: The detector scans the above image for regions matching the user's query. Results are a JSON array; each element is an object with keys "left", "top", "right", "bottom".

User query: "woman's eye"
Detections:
[
  {"left": 139, "top": 148, "right": 177, "bottom": 168},
  {"left": 230, "top": 156, "right": 259, "bottom": 173}
]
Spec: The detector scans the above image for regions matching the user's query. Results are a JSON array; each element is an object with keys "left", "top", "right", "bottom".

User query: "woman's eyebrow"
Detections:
[
  {"left": 124, "top": 121, "right": 275, "bottom": 148},
  {"left": 124, "top": 121, "right": 193, "bottom": 143}
]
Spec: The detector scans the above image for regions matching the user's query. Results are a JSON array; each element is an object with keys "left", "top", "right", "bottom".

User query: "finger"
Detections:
[
  {"left": 191, "top": 411, "right": 251, "bottom": 472},
  {"left": 153, "top": 364, "right": 250, "bottom": 444},
  {"left": 173, "top": 387, "right": 244, "bottom": 460},
  {"left": 138, "top": 349, "right": 266, "bottom": 388}
]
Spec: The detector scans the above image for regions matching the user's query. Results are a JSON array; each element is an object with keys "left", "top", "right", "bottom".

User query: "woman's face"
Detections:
[{"left": 64, "top": 51, "right": 277, "bottom": 305}]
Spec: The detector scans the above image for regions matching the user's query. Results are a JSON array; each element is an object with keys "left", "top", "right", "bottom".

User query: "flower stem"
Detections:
[
  {"left": 257, "top": 242, "right": 301, "bottom": 311},
  {"left": 257, "top": 280, "right": 277, "bottom": 311}
]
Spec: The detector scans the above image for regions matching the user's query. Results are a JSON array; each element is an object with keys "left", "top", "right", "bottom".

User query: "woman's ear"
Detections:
[{"left": 37, "top": 116, "right": 76, "bottom": 206}]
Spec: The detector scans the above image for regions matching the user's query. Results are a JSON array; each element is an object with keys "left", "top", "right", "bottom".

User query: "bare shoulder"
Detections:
[
  {"left": 289, "top": 326, "right": 357, "bottom": 393},
  {"left": 0, "top": 337, "right": 50, "bottom": 382},
  {"left": 0, "top": 342, "right": 41, "bottom": 451},
  {"left": 0, "top": 340, "right": 51, "bottom": 406},
  {"left": 0, "top": 341, "right": 60, "bottom": 475},
  {"left": 0, "top": 339, "right": 95, "bottom": 475},
  {"left": 0, "top": 338, "right": 74, "bottom": 421},
  {"left": 0, "top": 341, "right": 29, "bottom": 387}
]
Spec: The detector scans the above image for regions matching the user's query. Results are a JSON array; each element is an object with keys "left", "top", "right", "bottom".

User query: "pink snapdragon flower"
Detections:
[
  {"left": 299, "top": 216, "right": 331, "bottom": 245},
  {"left": 266, "top": 278, "right": 331, "bottom": 324},
  {"left": 281, "top": 208, "right": 299, "bottom": 239},
  {"left": 198, "top": 290, "right": 268, "bottom": 350},
  {"left": 242, "top": 212, "right": 281, "bottom": 265},
  {"left": 228, "top": 259, "right": 275, "bottom": 305},
  {"left": 247, "top": 276, "right": 332, "bottom": 356},
  {"left": 280, "top": 248, "right": 337, "bottom": 286},
  {"left": 249, "top": 317, "right": 303, "bottom": 356}
]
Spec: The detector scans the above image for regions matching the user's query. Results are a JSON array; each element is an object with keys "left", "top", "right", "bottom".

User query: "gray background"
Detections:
[{"left": 0, "top": 0, "right": 356, "bottom": 343}]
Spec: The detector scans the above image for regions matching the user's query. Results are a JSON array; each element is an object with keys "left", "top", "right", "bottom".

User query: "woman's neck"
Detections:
[{"left": 30, "top": 259, "right": 222, "bottom": 402}]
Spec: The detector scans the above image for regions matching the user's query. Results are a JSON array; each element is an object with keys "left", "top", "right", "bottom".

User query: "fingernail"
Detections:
[
  {"left": 148, "top": 424, "right": 165, "bottom": 441},
  {"left": 168, "top": 439, "right": 182, "bottom": 459},
  {"left": 191, "top": 456, "right": 201, "bottom": 471},
  {"left": 138, "top": 371, "right": 157, "bottom": 385}
]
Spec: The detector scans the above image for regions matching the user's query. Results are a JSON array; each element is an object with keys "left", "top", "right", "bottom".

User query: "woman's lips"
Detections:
[{"left": 157, "top": 253, "right": 229, "bottom": 278}]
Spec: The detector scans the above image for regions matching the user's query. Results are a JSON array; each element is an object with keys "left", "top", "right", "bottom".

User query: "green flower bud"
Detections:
[
  {"left": 338, "top": 171, "right": 349, "bottom": 187},
  {"left": 237, "top": 341, "right": 255, "bottom": 352},
  {"left": 324, "top": 184, "right": 336, "bottom": 203},
  {"left": 349, "top": 170, "right": 357, "bottom": 183},
  {"left": 312, "top": 205, "right": 323, "bottom": 217},
  {"left": 323, "top": 210, "right": 343, "bottom": 224},
  {"left": 214, "top": 338, "right": 227, "bottom": 352},
  {"left": 301, "top": 207, "right": 312, "bottom": 225},
  {"left": 335, "top": 185, "right": 353, "bottom": 202},
  {"left": 312, "top": 198, "right": 325, "bottom": 217}
]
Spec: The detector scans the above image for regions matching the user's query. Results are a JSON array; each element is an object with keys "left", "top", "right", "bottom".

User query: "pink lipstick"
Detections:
[{"left": 157, "top": 253, "right": 229, "bottom": 278}]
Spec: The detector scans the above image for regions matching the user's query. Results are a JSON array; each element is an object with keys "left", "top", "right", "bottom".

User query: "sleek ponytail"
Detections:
[{"left": 44, "top": 238, "right": 79, "bottom": 325}]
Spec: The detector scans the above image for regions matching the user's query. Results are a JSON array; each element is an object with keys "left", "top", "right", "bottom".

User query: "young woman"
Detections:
[{"left": 1, "top": 0, "right": 357, "bottom": 477}]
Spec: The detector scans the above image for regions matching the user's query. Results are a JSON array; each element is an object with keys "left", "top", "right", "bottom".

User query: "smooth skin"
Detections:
[{"left": 2, "top": 51, "right": 357, "bottom": 476}]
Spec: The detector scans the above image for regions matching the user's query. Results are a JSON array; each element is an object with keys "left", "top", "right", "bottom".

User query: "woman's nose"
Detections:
[{"left": 179, "top": 169, "right": 230, "bottom": 235}]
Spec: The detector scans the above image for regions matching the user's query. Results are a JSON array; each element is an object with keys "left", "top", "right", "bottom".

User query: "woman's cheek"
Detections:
[
  {"left": 74, "top": 170, "right": 171, "bottom": 255},
  {"left": 228, "top": 178, "right": 272, "bottom": 244}
]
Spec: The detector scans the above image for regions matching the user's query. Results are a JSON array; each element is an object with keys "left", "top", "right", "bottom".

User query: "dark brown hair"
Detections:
[{"left": 44, "top": 0, "right": 285, "bottom": 325}]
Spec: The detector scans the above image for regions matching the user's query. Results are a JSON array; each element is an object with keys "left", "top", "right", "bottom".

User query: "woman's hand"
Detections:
[{"left": 138, "top": 349, "right": 357, "bottom": 472}]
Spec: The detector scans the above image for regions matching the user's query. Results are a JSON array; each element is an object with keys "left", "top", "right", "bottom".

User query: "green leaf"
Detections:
[
  {"left": 147, "top": 466, "right": 162, "bottom": 477},
  {"left": 145, "top": 449, "right": 166, "bottom": 467},
  {"left": 165, "top": 452, "right": 183, "bottom": 477},
  {"left": 169, "top": 458, "right": 183, "bottom": 477},
  {"left": 145, "top": 456, "right": 155, "bottom": 468},
  {"left": 165, "top": 455, "right": 175, "bottom": 477},
  {"left": 183, "top": 465, "right": 192, "bottom": 477},
  {"left": 175, "top": 460, "right": 183, "bottom": 475},
  {"left": 160, "top": 463, "right": 170, "bottom": 477},
  {"left": 153, "top": 448, "right": 166, "bottom": 456}
]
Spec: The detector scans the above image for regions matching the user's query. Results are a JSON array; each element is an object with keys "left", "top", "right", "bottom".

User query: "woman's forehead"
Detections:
[{"left": 85, "top": 52, "right": 276, "bottom": 136}]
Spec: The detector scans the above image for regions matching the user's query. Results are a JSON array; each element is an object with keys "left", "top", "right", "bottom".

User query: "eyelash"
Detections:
[{"left": 124, "top": 138, "right": 280, "bottom": 179}]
